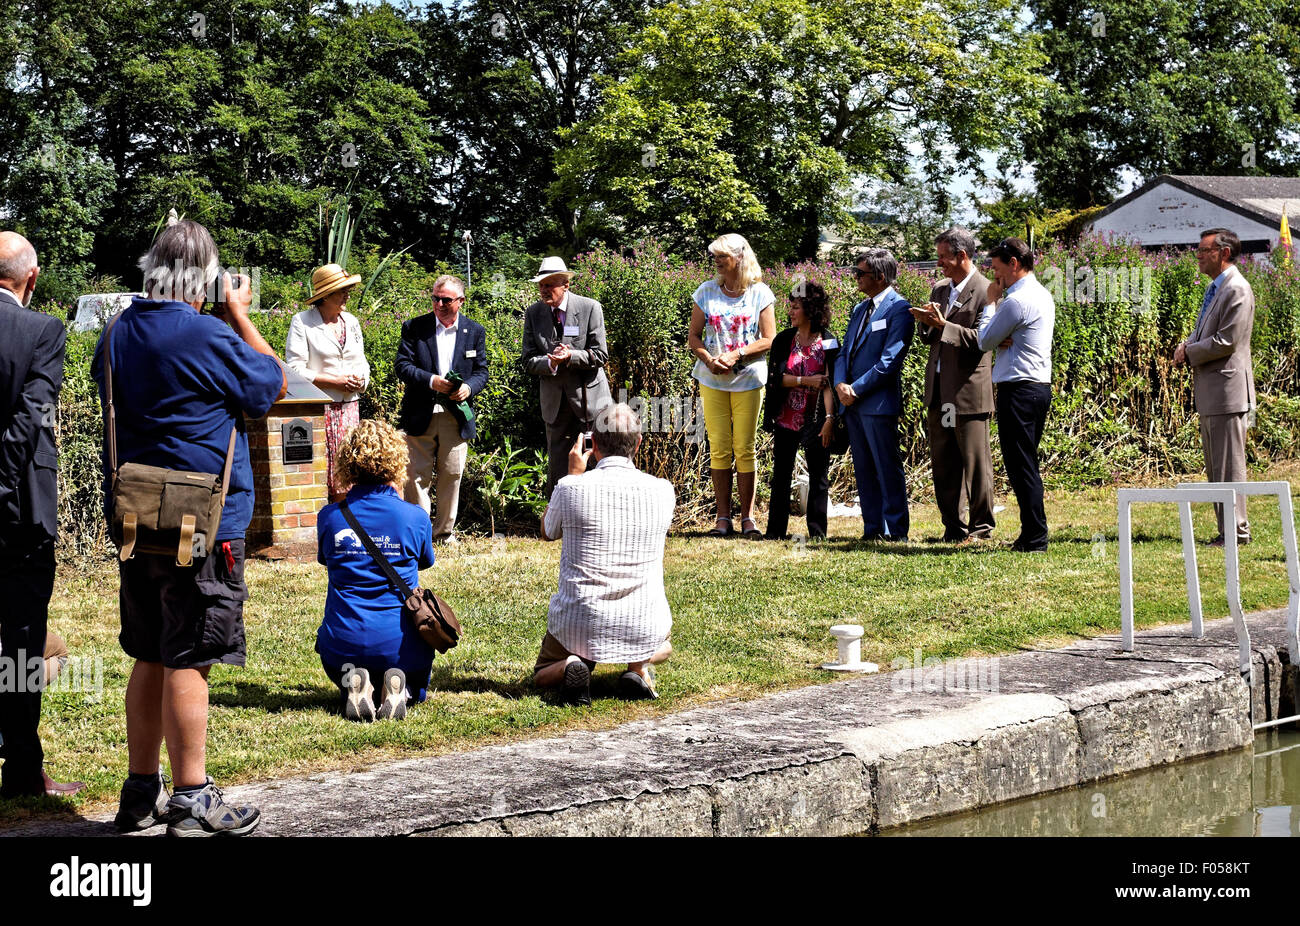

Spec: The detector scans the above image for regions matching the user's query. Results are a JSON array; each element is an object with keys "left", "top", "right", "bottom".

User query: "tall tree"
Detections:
[{"left": 1024, "top": 0, "right": 1300, "bottom": 209}]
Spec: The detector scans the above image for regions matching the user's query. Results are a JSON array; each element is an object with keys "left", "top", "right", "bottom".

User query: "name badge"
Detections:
[
  {"left": 465, "top": 350, "right": 477, "bottom": 358},
  {"left": 871, "top": 319, "right": 887, "bottom": 332},
  {"left": 821, "top": 338, "right": 838, "bottom": 350},
  {"left": 563, "top": 325, "right": 580, "bottom": 337}
]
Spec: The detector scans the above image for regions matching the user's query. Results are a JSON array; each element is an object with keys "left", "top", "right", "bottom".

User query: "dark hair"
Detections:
[
  {"left": 988, "top": 237, "right": 1034, "bottom": 271},
  {"left": 789, "top": 280, "right": 831, "bottom": 329},
  {"left": 1200, "top": 228, "right": 1241, "bottom": 261}
]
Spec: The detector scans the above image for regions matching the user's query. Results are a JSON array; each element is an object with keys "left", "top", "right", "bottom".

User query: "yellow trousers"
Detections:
[{"left": 699, "top": 384, "right": 763, "bottom": 473}]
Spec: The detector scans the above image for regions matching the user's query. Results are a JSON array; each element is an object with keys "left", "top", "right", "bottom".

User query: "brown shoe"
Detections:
[{"left": 43, "top": 770, "right": 85, "bottom": 798}]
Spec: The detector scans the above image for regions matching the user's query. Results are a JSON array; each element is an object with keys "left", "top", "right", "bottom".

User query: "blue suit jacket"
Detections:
[
  {"left": 0, "top": 288, "right": 64, "bottom": 543},
  {"left": 833, "top": 288, "right": 914, "bottom": 416},
  {"left": 396, "top": 313, "right": 490, "bottom": 440}
]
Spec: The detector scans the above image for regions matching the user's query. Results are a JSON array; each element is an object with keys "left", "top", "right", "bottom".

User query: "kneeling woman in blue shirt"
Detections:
[{"left": 316, "top": 419, "right": 435, "bottom": 721}]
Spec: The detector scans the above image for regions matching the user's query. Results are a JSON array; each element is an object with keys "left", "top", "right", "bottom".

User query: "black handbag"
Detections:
[{"left": 339, "top": 500, "right": 461, "bottom": 653}]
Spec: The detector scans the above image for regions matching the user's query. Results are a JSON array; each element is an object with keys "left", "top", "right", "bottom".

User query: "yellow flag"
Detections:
[{"left": 1282, "top": 205, "right": 1293, "bottom": 251}]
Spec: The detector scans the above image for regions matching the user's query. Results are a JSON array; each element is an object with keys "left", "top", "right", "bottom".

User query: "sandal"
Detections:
[
  {"left": 741, "top": 518, "right": 763, "bottom": 539},
  {"left": 708, "top": 517, "right": 734, "bottom": 537}
]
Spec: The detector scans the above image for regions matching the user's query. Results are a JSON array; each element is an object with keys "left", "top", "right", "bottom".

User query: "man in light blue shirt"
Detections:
[{"left": 976, "top": 238, "right": 1055, "bottom": 551}]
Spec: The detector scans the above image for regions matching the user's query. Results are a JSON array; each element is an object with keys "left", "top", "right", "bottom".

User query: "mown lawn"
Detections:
[{"left": 7, "top": 463, "right": 1300, "bottom": 821}]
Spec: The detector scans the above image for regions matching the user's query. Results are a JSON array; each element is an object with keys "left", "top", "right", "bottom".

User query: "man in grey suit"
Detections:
[
  {"left": 521, "top": 257, "right": 613, "bottom": 494},
  {"left": 910, "top": 227, "right": 996, "bottom": 542},
  {"left": 1175, "top": 227, "right": 1256, "bottom": 545}
]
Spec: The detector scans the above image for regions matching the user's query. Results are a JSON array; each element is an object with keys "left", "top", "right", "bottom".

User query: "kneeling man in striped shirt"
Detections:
[{"left": 535, "top": 403, "right": 676, "bottom": 705}]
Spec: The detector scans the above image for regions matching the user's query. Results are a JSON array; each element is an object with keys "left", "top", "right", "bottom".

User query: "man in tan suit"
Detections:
[
  {"left": 910, "top": 227, "right": 996, "bottom": 542},
  {"left": 1174, "top": 227, "right": 1256, "bottom": 544}
]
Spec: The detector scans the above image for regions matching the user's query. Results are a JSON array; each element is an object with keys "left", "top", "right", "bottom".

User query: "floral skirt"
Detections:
[{"left": 325, "top": 400, "right": 361, "bottom": 496}]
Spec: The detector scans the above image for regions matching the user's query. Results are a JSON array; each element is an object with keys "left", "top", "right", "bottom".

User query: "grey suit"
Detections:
[
  {"left": 521, "top": 293, "right": 613, "bottom": 494},
  {"left": 919, "top": 272, "right": 996, "bottom": 539},
  {"left": 1186, "top": 266, "right": 1256, "bottom": 540}
]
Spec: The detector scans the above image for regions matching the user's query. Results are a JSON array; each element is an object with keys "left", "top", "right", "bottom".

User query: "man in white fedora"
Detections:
[{"left": 521, "top": 256, "right": 613, "bottom": 495}]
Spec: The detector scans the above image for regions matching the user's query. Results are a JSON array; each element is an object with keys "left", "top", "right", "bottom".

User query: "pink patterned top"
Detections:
[{"left": 776, "top": 337, "right": 827, "bottom": 432}]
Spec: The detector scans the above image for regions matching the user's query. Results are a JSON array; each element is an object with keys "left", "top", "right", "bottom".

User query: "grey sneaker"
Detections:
[
  {"left": 114, "top": 772, "right": 171, "bottom": 832},
  {"left": 342, "top": 666, "right": 376, "bottom": 722},
  {"left": 165, "top": 778, "right": 261, "bottom": 837},
  {"left": 376, "top": 668, "right": 408, "bottom": 721}
]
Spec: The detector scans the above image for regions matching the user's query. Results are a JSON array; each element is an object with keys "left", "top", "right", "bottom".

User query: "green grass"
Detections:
[{"left": 7, "top": 463, "right": 1300, "bottom": 822}]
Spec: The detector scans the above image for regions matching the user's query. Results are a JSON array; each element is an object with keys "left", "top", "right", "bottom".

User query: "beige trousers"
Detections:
[
  {"left": 1200, "top": 411, "right": 1250, "bottom": 541},
  {"left": 404, "top": 412, "right": 468, "bottom": 540}
]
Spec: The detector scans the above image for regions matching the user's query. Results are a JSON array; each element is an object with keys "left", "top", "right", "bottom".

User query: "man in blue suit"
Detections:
[
  {"left": 0, "top": 231, "right": 83, "bottom": 798},
  {"left": 397, "top": 274, "right": 490, "bottom": 543},
  {"left": 834, "top": 249, "right": 914, "bottom": 542}
]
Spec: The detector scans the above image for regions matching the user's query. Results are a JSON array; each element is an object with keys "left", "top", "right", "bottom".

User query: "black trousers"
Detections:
[
  {"left": 766, "top": 425, "right": 831, "bottom": 539},
  {"left": 0, "top": 532, "right": 54, "bottom": 797},
  {"left": 995, "top": 382, "right": 1052, "bottom": 549}
]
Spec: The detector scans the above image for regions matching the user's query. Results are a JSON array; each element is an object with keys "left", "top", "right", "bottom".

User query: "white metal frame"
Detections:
[{"left": 1118, "top": 481, "right": 1300, "bottom": 730}]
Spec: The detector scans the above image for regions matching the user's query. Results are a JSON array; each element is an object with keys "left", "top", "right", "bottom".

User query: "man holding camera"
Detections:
[
  {"left": 534, "top": 404, "right": 674, "bottom": 705},
  {"left": 92, "top": 220, "right": 285, "bottom": 836},
  {"left": 520, "top": 257, "right": 612, "bottom": 495}
]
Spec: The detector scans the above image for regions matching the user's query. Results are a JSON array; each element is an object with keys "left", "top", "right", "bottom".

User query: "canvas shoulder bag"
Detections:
[
  {"left": 339, "top": 499, "right": 461, "bottom": 653},
  {"left": 104, "top": 311, "right": 237, "bottom": 566}
]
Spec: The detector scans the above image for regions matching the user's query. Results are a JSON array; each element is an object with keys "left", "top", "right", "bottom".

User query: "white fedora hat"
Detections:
[{"left": 530, "top": 256, "right": 575, "bottom": 284}]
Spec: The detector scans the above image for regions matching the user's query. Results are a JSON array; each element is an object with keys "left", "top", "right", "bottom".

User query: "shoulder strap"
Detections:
[
  {"left": 104, "top": 311, "right": 123, "bottom": 475},
  {"left": 339, "top": 499, "right": 413, "bottom": 602}
]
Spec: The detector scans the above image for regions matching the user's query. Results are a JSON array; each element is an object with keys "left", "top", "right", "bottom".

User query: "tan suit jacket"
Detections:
[
  {"left": 1186, "top": 266, "right": 1255, "bottom": 417},
  {"left": 919, "top": 271, "right": 994, "bottom": 414}
]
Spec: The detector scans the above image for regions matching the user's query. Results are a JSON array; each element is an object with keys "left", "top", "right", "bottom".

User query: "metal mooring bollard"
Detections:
[{"left": 821, "top": 624, "right": 878, "bottom": 673}]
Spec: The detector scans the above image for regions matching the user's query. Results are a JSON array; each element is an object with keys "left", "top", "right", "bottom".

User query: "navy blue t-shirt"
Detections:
[
  {"left": 316, "top": 484, "right": 436, "bottom": 698},
  {"left": 91, "top": 298, "right": 284, "bottom": 542}
]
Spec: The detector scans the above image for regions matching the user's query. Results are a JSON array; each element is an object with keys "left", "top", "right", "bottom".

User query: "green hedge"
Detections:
[{"left": 42, "top": 238, "right": 1300, "bottom": 550}]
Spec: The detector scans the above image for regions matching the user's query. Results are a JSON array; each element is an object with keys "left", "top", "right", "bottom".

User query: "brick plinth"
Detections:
[{"left": 247, "top": 400, "right": 330, "bottom": 561}]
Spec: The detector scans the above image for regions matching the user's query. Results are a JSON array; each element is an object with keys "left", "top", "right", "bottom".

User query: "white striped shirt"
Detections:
[{"left": 543, "top": 456, "right": 675, "bottom": 663}]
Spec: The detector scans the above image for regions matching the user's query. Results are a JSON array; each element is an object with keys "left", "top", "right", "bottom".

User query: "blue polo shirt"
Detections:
[
  {"left": 316, "top": 484, "right": 436, "bottom": 697},
  {"left": 91, "top": 297, "right": 284, "bottom": 541}
]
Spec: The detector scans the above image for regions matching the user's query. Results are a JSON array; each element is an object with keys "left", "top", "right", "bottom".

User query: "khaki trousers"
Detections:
[
  {"left": 1200, "top": 412, "right": 1250, "bottom": 541},
  {"left": 405, "top": 412, "right": 468, "bottom": 539}
]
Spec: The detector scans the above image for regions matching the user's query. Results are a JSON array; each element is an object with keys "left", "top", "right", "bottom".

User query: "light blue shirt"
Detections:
[{"left": 977, "top": 273, "right": 1055, "bottom": 384}]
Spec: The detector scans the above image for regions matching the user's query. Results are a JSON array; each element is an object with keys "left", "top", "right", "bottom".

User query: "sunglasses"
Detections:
[{"left": 432, "top": 295, "right": 463, "bottom": 305}]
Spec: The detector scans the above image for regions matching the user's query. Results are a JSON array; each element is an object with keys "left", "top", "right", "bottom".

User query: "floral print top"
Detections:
[
  {"left": 776, "top": 337, "right": 827, "bottom": 432},
  {"left": 690, "top": 279, "right": 774, "bottom": 392}
]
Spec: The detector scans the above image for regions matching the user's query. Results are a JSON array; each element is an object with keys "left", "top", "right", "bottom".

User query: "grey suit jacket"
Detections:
[
  {"left": 918, "top": 272, "right": 994, "bottom": 415},
  {"left": 521, "top": 293, "right": 612, "bottom": 425},
  {"left": 1186, "top": 266, "right": 1255, "bottom": 417}
]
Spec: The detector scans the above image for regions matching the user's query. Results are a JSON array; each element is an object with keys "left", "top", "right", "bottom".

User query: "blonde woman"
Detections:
[
  {"left": 315, "top": 420, "right": 435, "bottom": 723},
  {"left": 688, "top": 233, "right": 776, "bottom": 537},
  {"left": 286, "top": 263, "right": 371, "bottom": 502}
]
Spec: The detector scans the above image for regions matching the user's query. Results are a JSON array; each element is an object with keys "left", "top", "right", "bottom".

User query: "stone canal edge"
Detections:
[{"left": 9, "top": 609, "right": 1295, "bottom": 837}]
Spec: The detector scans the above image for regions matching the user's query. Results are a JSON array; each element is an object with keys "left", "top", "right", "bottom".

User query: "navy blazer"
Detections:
[
  {"left": 0, "top": 288, "right": 65, "bottom": 542},
  {"left": 396, "top": 312, "right": 490, "bottom": 440},
  {"left": 833, "top": 288, "right": 914, "bottom": 417}
]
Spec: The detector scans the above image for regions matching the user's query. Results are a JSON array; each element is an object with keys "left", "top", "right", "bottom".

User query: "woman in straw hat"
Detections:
[{"left": 286, "top": 263, "right": 371, "bottom": 501}]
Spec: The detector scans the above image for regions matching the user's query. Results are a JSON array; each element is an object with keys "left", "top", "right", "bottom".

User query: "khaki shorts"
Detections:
[{"left": 533, "top": 632, "right": 595, "bottom": 676}]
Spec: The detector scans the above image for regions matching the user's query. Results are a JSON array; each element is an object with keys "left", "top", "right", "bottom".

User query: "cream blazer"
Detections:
[{"left": 285, "top": 307, "right": 371, "bottom": 403}]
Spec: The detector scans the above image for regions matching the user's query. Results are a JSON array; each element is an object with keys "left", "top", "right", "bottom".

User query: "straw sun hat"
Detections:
[{"left": 305, "top": 263, "right": 362, "bottom": 305}]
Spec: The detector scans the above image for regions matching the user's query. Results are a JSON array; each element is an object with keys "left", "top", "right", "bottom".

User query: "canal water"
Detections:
[{"left": 882, "top": 730, "right": 1300, "bottom": 837}]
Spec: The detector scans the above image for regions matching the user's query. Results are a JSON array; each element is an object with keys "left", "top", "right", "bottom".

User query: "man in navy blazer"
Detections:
[
  {"left": 834, "top": 248, "right": 915, "bottom": 542},
  {"left": 396, "top": 274, "right": 489, "bottom": 542},
  {"left": 0, "top": 231, "right": 82, "bottom": 798}
]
